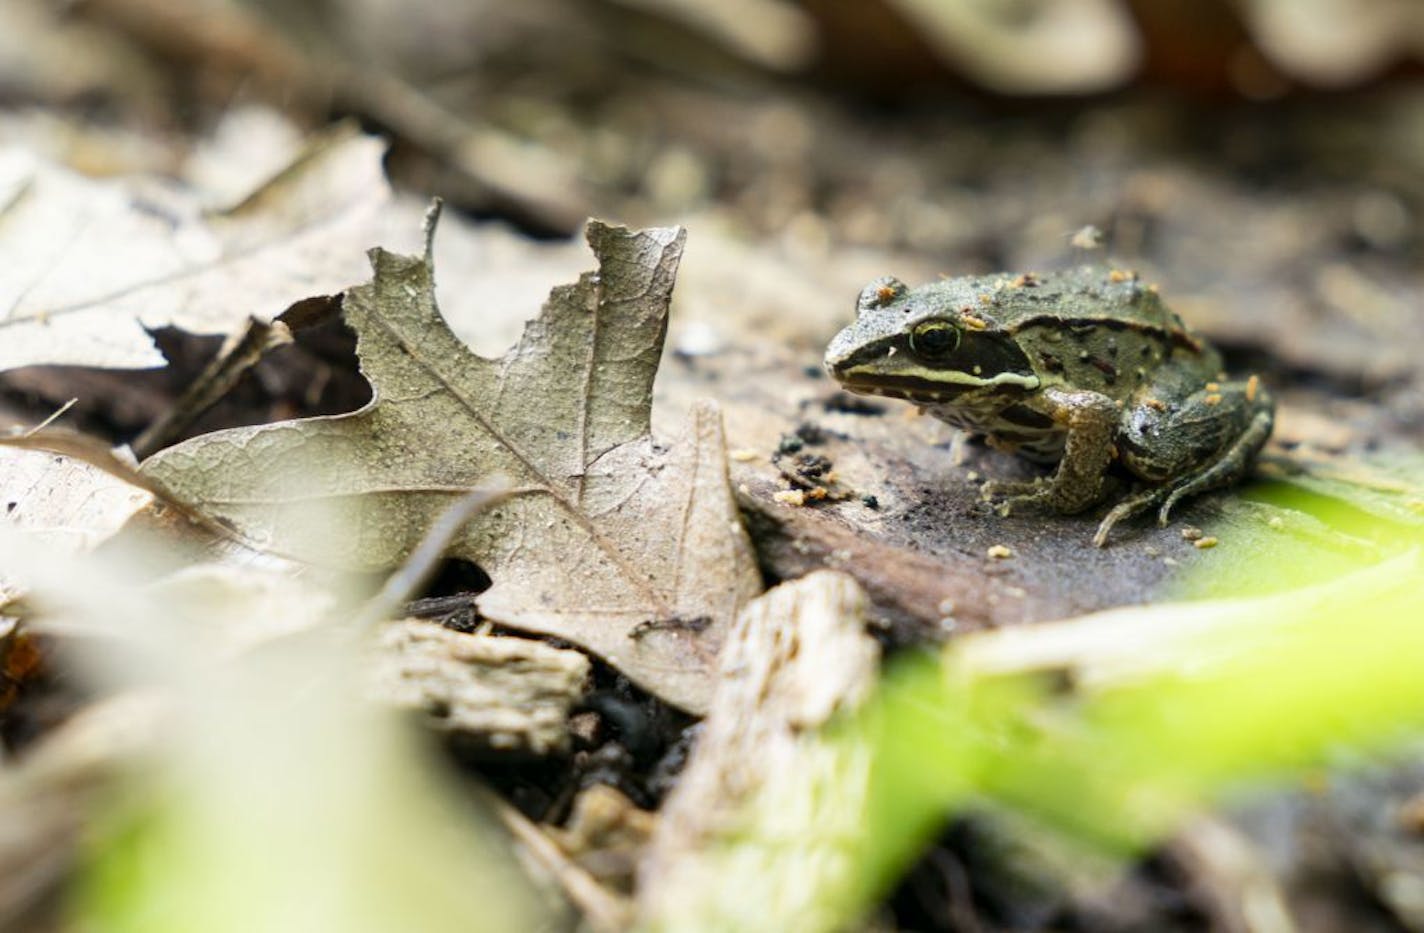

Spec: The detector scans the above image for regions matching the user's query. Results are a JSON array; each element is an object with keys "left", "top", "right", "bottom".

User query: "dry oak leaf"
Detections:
[
  {"left": 141, "top": 214, "right": 761, "bottom": 712},
  {"left": 0, "top": 440, "right": 155, "bottom": 604},
  {"left": 0, "top": 445, "right": 153, "bottom": 555},
  {"left": 0, "top": 122, "right": 387, "bottom": 372}
]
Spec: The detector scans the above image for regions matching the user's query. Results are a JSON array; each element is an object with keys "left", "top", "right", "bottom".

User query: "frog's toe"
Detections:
[
  {"left": 1094, "top": 487, "right": 1168, "bottom": 547},
  {"left": 995, "top": 495, "right": 1031, "bottom": 518},
  {"left": 994, "top": 487, "right": 1063, "bottom": 518},
  {"left": 1092, "top": 508, "right": 1128, "bottom": 548},
  {"left": 980, "top": 477, "right": 1046, "bottom": 500},
  {"left": 1157, "top": 489, "right": 1186, "bottom": 526}
]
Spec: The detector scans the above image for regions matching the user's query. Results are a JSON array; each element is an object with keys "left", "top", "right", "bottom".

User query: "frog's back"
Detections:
[
  {"left": 914, "top": 265, "right": 1217, "bottom": 403},
  {"left": 976, "top": 266, "right": 1193, "bottom": 341}
]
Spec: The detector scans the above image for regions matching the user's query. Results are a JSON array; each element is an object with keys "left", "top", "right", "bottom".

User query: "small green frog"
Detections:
[{"left": 824, "top": 266, "right": 1274, "bottom": 546}]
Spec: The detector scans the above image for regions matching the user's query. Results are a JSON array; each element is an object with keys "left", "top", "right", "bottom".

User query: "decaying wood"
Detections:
[
  {"left": 663, "top": 339, "right": 1238, "bottom": 640},
  {"left": 738, "top": 486, "right": 1032, "bottom": 640},
  {"left": 370, "top": 620, "right": 590, "bottom": 756},
  {"left": 636, "top": 570, "right": 880, "bottom": 930}
]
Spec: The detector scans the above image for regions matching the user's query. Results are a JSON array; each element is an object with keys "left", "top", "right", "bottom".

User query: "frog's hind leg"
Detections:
[
  {"left": 1156, "top": 405, "right": 1274, "bottom": 525},
  {"left": 1100, "top": 378, "right": 1275, "bottom": 547}
]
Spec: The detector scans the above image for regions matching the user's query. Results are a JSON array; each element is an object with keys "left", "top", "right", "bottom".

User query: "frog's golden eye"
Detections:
[{"left": 909, "top": 319, "right": 960, "bottom": 359}]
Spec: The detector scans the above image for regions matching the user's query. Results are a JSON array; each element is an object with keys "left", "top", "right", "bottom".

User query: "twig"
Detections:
[
  {"left": 20, "top": 399, "right": 77, "bottom": 437},
  {"left": 349, "top": 484, "right": 515, "bottom": 631},
  {"left": 401, "top": 594, "right": 482, "bottom": 619},
  {"left": 130, "top": 317, "right": 294, "bottom": 460}
]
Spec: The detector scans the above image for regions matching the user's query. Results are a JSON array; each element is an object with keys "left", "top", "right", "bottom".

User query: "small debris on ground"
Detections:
[{"left": 773, "top": 489, "right": 807, "bottom": 507}]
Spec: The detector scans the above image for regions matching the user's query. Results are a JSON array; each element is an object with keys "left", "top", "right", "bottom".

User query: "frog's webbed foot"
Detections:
[
  {"left": 988, "top": 477, "right": 1114, "bottom": 520},
  {"left": 981, "top": 476, "right": 1068, "bottom": 518}
]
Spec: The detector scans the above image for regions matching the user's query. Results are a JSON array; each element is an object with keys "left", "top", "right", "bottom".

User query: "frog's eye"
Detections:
[{"left": 909, "top": 319, "right": 961, "bottom": 359}]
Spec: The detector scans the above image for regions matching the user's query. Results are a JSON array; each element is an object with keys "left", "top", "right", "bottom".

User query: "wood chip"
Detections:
[
  {"left": 371, "top": 620, "right": 590, "bottom": 755},
  {"left": 636, "top": 571, "right": 880, "bottom": 930}
]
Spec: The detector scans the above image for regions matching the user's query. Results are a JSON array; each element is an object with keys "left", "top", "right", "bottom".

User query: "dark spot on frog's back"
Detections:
[
  {"left": 998, "top": 404, "right": 1054, "bottom": 429},
  {"left": 1089, "top": 358, "right": 1118, "bottom": 383}
]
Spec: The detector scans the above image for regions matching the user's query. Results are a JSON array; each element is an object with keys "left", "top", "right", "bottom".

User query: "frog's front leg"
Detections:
[{"left": 984, "top": 386, "right": 1117, "bottom": 515}]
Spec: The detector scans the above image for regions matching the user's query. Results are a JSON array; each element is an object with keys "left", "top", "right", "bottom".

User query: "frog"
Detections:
[{"left": 823, "top": 266, "right": 1274, "bottom": 546}]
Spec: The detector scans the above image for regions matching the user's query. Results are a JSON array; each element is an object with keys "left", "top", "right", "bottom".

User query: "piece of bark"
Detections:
[
  {"left": 636, "top": 570, "right": 880, "bottom": 930},
  {"left": 738, "top": 477, "right": 1048, "bottom": 640},
  {"left": 371, "top": 620, "right": 590, "bottom": 756}
]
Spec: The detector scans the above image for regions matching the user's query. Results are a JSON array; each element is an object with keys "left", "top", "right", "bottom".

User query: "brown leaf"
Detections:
[
  {"left": 0, "top": 123, "right": 387, "bottom": 372},
  {"left": 141, "top": 211, "right": 761, "bottom": 711},
  {"left": 0, "top": 443, "right": 153, "bottom": 560}
]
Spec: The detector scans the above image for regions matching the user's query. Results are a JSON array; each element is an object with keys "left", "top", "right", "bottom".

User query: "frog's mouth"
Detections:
[{"left": 836, "top": 368, "right": 1040, "bottom": 403}]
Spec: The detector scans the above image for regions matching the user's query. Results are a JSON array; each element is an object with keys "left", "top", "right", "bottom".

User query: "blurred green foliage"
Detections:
[{"left": 715, "top": 455, "right": 1424, "bottom": 931}]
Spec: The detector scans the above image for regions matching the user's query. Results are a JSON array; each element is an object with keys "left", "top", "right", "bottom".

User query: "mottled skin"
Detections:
[{"left": 823, "top": 266, "right": 1275, "bottom": 546}]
